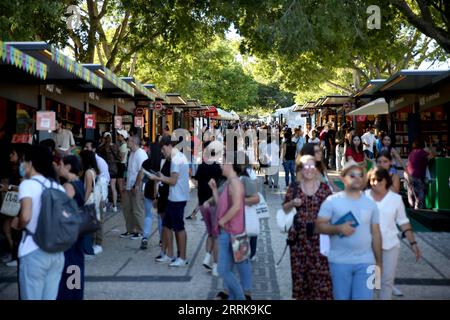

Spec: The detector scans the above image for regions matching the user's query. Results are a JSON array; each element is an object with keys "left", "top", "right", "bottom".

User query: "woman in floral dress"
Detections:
[{"left": 282, "top": 155, "right": 333, "bottom": 300}]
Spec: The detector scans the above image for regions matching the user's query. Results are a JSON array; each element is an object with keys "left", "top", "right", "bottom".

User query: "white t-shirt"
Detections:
[
  {"left": 365, "top": 190, "right": 410, "bottom": 250},
  {"left": 95, "top": 154, "right": 110, "bottom": 184},
  {"left": 119, "top": 142, "right": 129, "bottom": 165},
  {"left": 126, "top": 148, "right": 148, "bottom": 190},
  {"left": 169, "top": 149, "right": 190, "bottom": 202},
  {"left": 18, "top": 176, "right": 65, "bottom": 258},
  {"left": 361, "top": 132, "right": 376, "bottom": 153},
  {"left": 54, "top": 129, "right": 75, "bottom": 151}
]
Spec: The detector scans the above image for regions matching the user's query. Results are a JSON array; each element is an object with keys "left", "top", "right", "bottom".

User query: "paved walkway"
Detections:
[{"left": 1, "top": 173, "right": 450, "bottom": 299}]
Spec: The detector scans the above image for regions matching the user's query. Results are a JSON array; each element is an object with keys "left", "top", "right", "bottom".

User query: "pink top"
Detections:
[{"left": 214, "top": 182, "right": 245, "bottom": 235}]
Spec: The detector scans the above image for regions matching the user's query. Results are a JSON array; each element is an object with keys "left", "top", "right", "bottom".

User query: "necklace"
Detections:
[{"left": 301, "top": 180, "right": 319, "bottom": 196}]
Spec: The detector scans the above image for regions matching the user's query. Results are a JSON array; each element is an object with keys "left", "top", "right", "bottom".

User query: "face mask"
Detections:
[{"left": 19, "top": 162, "right": 26, "bottom": 178}]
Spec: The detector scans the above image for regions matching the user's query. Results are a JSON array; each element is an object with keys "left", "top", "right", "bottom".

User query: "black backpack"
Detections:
[{"left": 26, "top": 178, "right": 81, "bottom": 253}]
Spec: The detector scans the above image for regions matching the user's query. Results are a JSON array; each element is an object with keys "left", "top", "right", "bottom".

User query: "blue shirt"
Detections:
[{"left": 318, "top": 191, "right": 380, "bottom": 264}]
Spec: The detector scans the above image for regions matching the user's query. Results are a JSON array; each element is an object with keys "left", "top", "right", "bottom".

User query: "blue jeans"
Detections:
[
  {"left": 19, "top": 248, "right": 65, "bottom": 300},
  {"left": 218, "top": 231, "right": 251, "bottom": 300},
  {"left": 329, "top": 262, "right": 374, "bottom": 300},
  {"left": 283, "top": 160, "right": 295, "bottom": 187},
  {"left": 364, "top": 150, "right": 374, "bottom": 159}
]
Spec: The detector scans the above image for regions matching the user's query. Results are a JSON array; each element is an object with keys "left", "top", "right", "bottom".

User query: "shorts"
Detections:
[
  {"left": 199, "top": 205, "right": 218, "bottom": 237},
  {"left": 117, "top": 163, "right": 126, "bottom": 179},
  {"left": 162, "top": 200, "right": 187, "bottom": 232}
]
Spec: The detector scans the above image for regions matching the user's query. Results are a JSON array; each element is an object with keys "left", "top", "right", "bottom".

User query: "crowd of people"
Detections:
[{"left": 0, "top": 117, "right": 432, "bottom": 300}]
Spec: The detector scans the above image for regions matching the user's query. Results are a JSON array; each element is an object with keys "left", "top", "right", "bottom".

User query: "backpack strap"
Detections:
[{"left": 31, "top": 177, "right": 47, "bottom": 189}]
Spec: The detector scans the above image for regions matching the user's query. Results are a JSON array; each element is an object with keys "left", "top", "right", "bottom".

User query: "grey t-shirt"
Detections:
[{"left": 318, "top": 191, "right": 380, "bottom": 265}]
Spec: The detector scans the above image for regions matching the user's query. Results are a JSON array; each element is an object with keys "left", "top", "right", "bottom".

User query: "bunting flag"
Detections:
[
  {"left": 104, "top": 69, "right": 134, "bottom": 96},
  {"left": 134, "top": 79, "right": 154, "bottom": 100},
  {"left": 0, "top": 41, "right": 47, "bottom": 80},
  {"left": 50, "top": 46, "right": 103, "bottom": 90}
]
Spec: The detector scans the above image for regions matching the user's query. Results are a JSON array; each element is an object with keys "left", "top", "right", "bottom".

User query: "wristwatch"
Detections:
[{"left": 410, "top": 241, "right": 417, "bottom": 246}]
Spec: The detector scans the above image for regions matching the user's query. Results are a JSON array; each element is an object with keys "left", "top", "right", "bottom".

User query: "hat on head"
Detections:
[
  {"left": 340, "top": 160, "right": 364, "bottom": 177},
  {"left": 117, "top": 129, "right": 128, "bottom": 139},
  {"left": 103, "top": 132, "right": 112, "bottom": 138}
]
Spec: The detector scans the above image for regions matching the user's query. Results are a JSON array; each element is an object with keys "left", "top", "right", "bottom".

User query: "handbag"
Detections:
[
  {"left": 245, "top": 204, "right": 260, "bottom": 236},
  {"left": 276, "top": 208, "right": 295, "bottom": 233},
  {"left": 254, "top": 193, "right": 269, "bottom": 219},
  {"left": 276, "top": 182, "right": 298, "bottom": 233},
  {"left": 231, "top": 232, "right": 251, "bottom": 263},
  {"left": 78, "top": 203, "right": 101, "bottom": 235},
  {"left": 0, "top": 191, "right": 20, "bottom": 217},
  {"left": 85, "top": 169, "right": 102, "bottom": 220}
]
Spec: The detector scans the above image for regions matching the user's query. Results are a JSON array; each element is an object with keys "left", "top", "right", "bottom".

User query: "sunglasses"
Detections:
[
  {"left": 346, "top": 171, "right": 364, "bottom": 178},
  {"left": 302, "top": 164, "right": 316, "bottom": 170}
]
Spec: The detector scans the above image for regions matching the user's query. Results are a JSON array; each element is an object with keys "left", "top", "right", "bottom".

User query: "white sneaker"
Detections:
[
  {"left": 202, "top": 252, "right": 212, "bottom": 270},
  {"left": 169, "top": 257, "right": 188, "bottom": 267},
  {"left": 6, "top": 260, "right": 17, "bottom": 267},
  {"left": 113, "top": 206, "right": 118, "bottom": 213},
  {"left": 392, "top": 286, "right": 403, "bottom": 297},
  {"left": 93, "top": 245, "right": 103, "bottom": 255},
  {"left": 155, "top": 254, "right": 172, "bottom": 263},
  {"left": 212, "top": 263, "right": 218, "bottom": 277}
]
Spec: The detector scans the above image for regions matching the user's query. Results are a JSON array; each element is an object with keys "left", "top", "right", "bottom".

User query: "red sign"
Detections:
[
  {"left": 166, "top": 108, "right": 173, "bottom": 116},
  {"left": 134, "top": 116, "right": 144, "bottom": 128},
  {"left": 153, "top": 101, "right": 163, "bottom": 111},
  {"left": 356, "top": 115, "right": 367, "bottom": 122},
  {"left": 85, "top": 114, "right": 96, "bottom": 129},
  {"left": 114, "top": 116, "right": 123, "bottom": 129},
  {"left": 36, "top": 111, "right": 56, "bottom": 131},
  {"left": 11, "top": 134, "right": 32, "bottom": 144},
  {"left": 134, "top": 107, "right": 145, "bottom": 116}
]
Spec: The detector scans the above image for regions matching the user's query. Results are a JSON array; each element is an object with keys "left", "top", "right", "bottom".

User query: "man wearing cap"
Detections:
[
  {"left": 116, "top": 129, "right": 129, "bottom": 213},
  {"left": 316, "top": 160, "right": 382, "bottom": 300}
]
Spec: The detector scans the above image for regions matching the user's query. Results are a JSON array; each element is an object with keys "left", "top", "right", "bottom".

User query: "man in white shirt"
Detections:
[
  {"left": 151, "top": 135, "right": 190, "bottom": 267},
  {"left": 121, "top": 135, "right": 148, "bottom": 239},
  {"left": 53, "top": 119, "right": 75, "bottom": 153},
  {"left": 361, "top": 126, "right": 376, "bottom": 159}
]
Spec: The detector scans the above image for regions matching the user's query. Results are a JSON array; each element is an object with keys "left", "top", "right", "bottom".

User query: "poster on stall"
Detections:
[
  {"left": 134, "top": 116, "right": 144, "bottom": 128},
  {"left": 36, "top": 111, "right": 56, "bottom": 131},
  {"left": 11, "top": 133, "right": 32, "bottom": 144},
  {"left": 114, "top": 116, "right": 123, "bottom": 129},
  {"left": 85, "top": 114, "right": 96, "bottom": 129}
]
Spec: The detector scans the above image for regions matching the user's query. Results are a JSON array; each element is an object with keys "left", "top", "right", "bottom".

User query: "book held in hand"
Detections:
[{"left": 333, "top": 211, "right": 359, "bottom": 237}]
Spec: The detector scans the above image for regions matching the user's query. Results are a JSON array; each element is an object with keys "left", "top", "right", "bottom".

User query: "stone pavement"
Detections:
[{"left": 1, "top": 172, "right": 450, "bottom": 300}]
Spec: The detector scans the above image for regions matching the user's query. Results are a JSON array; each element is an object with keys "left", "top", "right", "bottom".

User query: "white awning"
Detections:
[{"left": 347, "top": 98, "right": 388, "bottom": 116}]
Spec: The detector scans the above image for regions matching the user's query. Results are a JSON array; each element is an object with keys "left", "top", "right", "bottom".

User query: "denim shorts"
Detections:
[{"left": 163, "top": 201, "right": 187, "bottom": 232}]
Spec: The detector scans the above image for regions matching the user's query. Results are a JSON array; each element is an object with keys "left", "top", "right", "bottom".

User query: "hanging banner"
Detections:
[
  {"left": 134, "top": 116, "right": 144, "bottom": 128},
  {"left": 104, "top": 69, "right": 134, "bottom": 96},
  {"left": 85, "top": 114, "right": 96, "bottom": 129},
  {"left": 51, "top": 46, "right": 103, "bottom": 90},
  {"left": 114, "top": 116, "right": 123, "bottom": 129},
  {"left": 36, "top": 111, "right": 56, "bottom": 131},
  {"left": 0, "top": 41, "right": 47, "bottom": 80}
]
